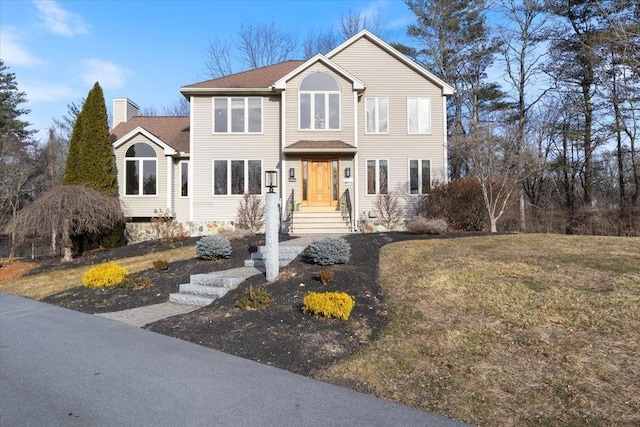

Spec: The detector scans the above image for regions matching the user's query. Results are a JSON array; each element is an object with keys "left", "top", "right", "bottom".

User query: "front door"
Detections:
[{"left": 303, "top": 159, "right": 338, "bottom": 208}]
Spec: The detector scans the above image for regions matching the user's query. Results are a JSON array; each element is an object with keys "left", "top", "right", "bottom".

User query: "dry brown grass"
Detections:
[
  {"left": 315, "top": 234, "right": 640, "bottom": 427},
  {"left": 0, "top": 246, "right": 196, "bottom": 300}
]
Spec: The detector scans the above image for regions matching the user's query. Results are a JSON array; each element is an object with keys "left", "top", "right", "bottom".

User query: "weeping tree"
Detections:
[{"left": 5, "top": 185, "right": 123, "bottom": 262}]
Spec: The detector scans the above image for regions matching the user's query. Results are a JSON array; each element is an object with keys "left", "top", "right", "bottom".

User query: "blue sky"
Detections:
[{"left": 1, "top": 0, "right": 416, "bottom": 141}]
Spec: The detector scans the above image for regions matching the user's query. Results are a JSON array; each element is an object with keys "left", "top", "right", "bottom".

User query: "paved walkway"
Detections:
[
  {"left": 96, "top": 236, "right": 324, "bottom": 327},
  {"left": 1, "top": 293, "right": 470, "bottom": 426}
]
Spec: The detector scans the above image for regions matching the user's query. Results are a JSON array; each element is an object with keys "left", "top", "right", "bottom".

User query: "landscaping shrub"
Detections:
[
  {"left": 307, "top": 237, "right": 351, "bottom": 265},
  {"left": 419, "top": 178, "right": 487, "bottom": 231},
  {"left": 118, "top": 274, "right": 152, "bottom": 290},
  {"left": 152, "top": 259, "right": 169, "bottom": 272},
  {"left": 302, "top": 291, "right": 355, "bottom": 320},
  {"left": 407, "top": 217, "right": 448, "bottom": 235},
  {"left": 196, "top": 235, "right": 232, "bottom": 260},
  {"left": 316, "top": 269, "right": 334, "bottom": 285},
  {"left": 235, "top": 194, "right": 265, "bottom": 232},
  {"left": 236, "top": 285, "right": 273, "bottom": 310},
  {"left": 82, "top": 262, "right": 129, "bottom": 288}
]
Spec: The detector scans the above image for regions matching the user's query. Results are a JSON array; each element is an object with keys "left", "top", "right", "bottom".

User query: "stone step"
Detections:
[
  {"left": 168, "top": 293, "right": 215, "bottom": 307},
  {"left": 244, "top": 259, "right": 295, "bottom": 268},
  {"left": 178, "top": 283, "right": 230, "bottom": 299},
  {"left": 251, "top": 246, "right": 306, "bottom": 260},
  {"left": 189, "top": 273, "right": 241, "bottom": 288},
  {"left": 290, "top": 228, "right": 349, "bottom": 235}
]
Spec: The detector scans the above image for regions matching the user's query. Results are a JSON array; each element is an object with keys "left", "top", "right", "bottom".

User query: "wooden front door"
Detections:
[{"left": 302, "top": 159, "right": 337, "bottom": 208}]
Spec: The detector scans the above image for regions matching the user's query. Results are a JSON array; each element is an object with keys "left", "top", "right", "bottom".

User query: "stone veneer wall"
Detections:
[{"left": 125, "top": 221, "right": 236, "bottom": 244}]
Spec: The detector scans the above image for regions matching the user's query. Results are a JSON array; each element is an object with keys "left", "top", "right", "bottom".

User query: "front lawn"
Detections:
[{"left": 315, "top": 234, "right": 640, "bottom": 427}]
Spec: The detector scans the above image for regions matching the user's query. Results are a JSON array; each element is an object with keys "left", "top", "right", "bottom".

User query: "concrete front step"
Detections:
[
  {"left": 291, "top": 211, "right": 351, "bottom": 235},
  {"left": 190, "top": 273, "right": 241, "bottom": 288},
  {"left": 245, "top": 245, "right": 307, "bottom": 268},
  {"left": 178, "top": 283, "right": 230, "bottom": 299},
  {"left": 168, "top": 293, "right": 215, "bottom": 307}
]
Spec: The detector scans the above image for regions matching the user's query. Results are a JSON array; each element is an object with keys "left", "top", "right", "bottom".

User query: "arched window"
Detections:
[
  {"left": 299, "top": 72, "right": 340, "bottom": 130},
  {"left": 125, "top": 143, "right": 157, "bottom": 195}
]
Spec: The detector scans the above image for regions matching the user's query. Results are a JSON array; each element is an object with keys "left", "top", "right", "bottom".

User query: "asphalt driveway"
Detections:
[{"left": 0, "top": 292, "right": 469, "bottom": 427}]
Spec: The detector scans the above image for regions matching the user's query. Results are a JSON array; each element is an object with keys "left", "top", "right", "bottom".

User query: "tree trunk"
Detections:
[
  {"left": 51, "top": 227, "right": 57, "bottom": 255},
  {"left": 490, "top": 216, "right": 498, "bottom": 233},
  {"left": 61, "top": 220, "right": 72, "bottom": 262},
  {"left": 519, "top": 189, "right": 526, "bottom": 232}
]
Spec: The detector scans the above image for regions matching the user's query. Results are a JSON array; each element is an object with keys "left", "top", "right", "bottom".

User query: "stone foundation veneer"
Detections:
[{"left": 125, "top": 221, "right": 236, "bottom": 244}]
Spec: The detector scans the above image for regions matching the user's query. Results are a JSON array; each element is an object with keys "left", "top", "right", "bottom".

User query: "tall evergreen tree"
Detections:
[{"left": 63, "top": 82, "right": 116, "bottom": 196}]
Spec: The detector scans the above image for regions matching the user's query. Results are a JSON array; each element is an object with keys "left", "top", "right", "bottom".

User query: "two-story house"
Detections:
[{"left": 111, "top": 30, "right": 454, "bottom": 242}]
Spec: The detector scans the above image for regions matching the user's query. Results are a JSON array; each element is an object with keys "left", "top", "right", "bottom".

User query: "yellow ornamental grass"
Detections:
[
  {"left": 302, "top": 291, "right": 355, "bottom": 320},
  {"left": 82, "top": 262, "right": 129, "bottom": 288}
]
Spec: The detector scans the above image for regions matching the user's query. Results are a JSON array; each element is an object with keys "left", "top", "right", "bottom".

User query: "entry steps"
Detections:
[
  {"left": 169, "top": 244, "right": 306, "bottom": 307},
  {"left": 289, "top": 211, "right": 351, "bottom": 235}
]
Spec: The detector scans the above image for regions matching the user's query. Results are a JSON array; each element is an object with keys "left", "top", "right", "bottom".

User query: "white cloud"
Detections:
[
  {"left": 0, "top": 28, "right": 45, "bottom": 67},
  {"left": 21, "top": 82, "right": 76, "bottom": 103},
  {"left": 33, "top": 0, "right": 89, "bottom": 37},
  {"left": 386, "top": 15, "right": 415, "bottom": 31},
  {"left": 79, "top": 59, "right": 132, "bottom": 89}
]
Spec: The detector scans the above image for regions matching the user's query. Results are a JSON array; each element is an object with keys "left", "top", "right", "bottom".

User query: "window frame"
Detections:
[
  {"left": 212, "top": 97, "right": 263, "bottom": 134},
  {"left": 211, "top": 159, "right": 263, "bottom": 196},
  {"left": 408, "top": 159, "right": 432, "bottom": 195},
  {"left": 365, "top": 97, "right": 389, "bottom": 134},
  {"left": 407, "top": 97, "right": 432, "bottom": 135},
  {"left": 366, "top": 159, "right": 389, "bottom": 195},
  {"left": 179, "top": 160, "right": 189, "bottom": 198},
  {"left": 124, "top": 143, "right": 158, "bottom": 197},
  {"left": 298, "top": 73, "right": 341, "bottom": 131}
]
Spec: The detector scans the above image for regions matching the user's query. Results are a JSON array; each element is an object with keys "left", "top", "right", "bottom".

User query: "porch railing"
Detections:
[{"left": 340, "top": 189, "right": 354, "bottom": 231}]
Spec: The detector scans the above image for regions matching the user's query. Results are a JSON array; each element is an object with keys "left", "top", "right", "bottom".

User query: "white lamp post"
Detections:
[{"left": 265, "top": 170, "right": 279, "bottom": 281}]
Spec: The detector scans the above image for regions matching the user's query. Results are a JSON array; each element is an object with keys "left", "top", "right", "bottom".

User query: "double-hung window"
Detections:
[
  {"left": 299, "top": 72, "right": 340, "bottom": 130},
  {"left": 367, "top": 159, "right": 388, "bottom": 195},
  {"left": 213, "top": 97, "right": 262, "bottom": 133},
  {"left": 409, "top": 159, "right": 431, "bottom": 195},
  {"left": 125, "top": 143, "right": 157, "bottom": 196},
  {"left": 365, "top": 97, "right": 388, "bottom": 134},
  {"left": 407, "top": 97, "right": 431, "bottom": 134},
  {"left": 213, "top": 160, "right": 262, "bottom": 195}
]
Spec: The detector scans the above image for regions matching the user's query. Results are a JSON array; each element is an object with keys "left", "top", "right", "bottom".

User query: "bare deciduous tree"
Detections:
[
  {"left": 236, "top": 193, "right": 265, "bottom": 233},
  {"left": 205, "top": 22, "right": 298, "bottom": 78},
  {"left": 375, "top": 192, "right": 404, "bottom": 231},
  {"left": 465, "top": 126, "right": 531, "bottom": 232},
  {"left": 339, "top": 8, "right": 385, "bottom": 39},
  {"left": 5, "top": 185, "right": 124, "bottom": 261}
]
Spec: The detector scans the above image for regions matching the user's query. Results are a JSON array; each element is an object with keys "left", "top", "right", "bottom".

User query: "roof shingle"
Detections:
[
  {"left": 111, "top": 117, "right": 190, "bottom": 153},
  {"left": 182, "top": 61, "right": 304, "bottom": 90}
]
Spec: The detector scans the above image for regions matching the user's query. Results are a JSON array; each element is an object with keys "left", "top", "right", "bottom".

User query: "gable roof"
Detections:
[
  {"left": 111, "top": 116, "right": 190, "bottom": 154},
  {"left": 181, "top": 61, "right": 304, "bottom": 95},
  {"left": 273, "top": 54, "right": 365, "bottom": 91},
  {"left": 327, "top": 30, "right": 455, "bottom": 96}
]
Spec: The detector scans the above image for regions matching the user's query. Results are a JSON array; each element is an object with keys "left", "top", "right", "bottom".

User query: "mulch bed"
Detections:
[{"left": 41, "top": 232, "right": 437, "bottom": 376}]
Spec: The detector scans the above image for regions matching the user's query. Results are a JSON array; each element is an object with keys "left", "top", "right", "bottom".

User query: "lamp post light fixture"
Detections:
[{"left": 265, "top": 170, "right": 278, "bottom": 193}]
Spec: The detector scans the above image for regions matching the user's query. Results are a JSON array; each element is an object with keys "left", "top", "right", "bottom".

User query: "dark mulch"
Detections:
[{"left": 42, "top": 232, "right": 440, "bottom": 376}]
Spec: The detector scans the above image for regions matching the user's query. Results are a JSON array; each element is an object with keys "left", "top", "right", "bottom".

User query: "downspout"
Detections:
[{"left": 443, "top": 94, "right": 448, "bottom": 183}]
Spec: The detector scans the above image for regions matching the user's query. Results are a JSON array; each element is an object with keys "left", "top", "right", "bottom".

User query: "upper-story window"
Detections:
[
  {"left": 214, "top": 97, "right": 262, "bottom": 133},
  {"left": 299, "top": 72, "right": 340, "bottom": 130},
  {"left": 125, "top": 143, "right": 157, "bottom": 196},
  {"left": 407, "top": 97, "right": 431, "bottom": 134},
  {"left": 365, "top": 97, "right": 388, "bottom": 134}
]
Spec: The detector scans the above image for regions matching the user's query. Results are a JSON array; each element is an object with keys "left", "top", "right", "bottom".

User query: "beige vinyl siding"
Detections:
[
  {"left": 284, "top": 63, "right": 355, "bottom": 146},
  {"left": 173, "top": 159, "right": 189, "bottom": 221},
  {"left": 115, "top": 135, "right": 168, "bottom": 218},
  {"left": 190, "top": 95, "right": 281, "bottom": 222},
  {"left": 331, "top": 37, "right": 447, "bottom": 217}
]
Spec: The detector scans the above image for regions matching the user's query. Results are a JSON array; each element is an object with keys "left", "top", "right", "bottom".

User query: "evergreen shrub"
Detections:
[
  {"left": 82, "top": 262, "right": 128, "bottom": 288},
  {"left": 307, "top": 237, "right": 351, "bottom": 265},
  {"left": 236, "top": 285, "right": 273, "bottom": 310},
  {"left": 196, "top": 235, "right": 232, "bottom": 260},
  {"left": 302, "top": 291, "right": 355, "bottom": 320}
]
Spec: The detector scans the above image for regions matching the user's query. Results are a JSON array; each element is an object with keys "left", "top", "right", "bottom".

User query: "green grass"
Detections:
[{"left": 315, "top": 234, "right": 640, "bottom": 427}]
